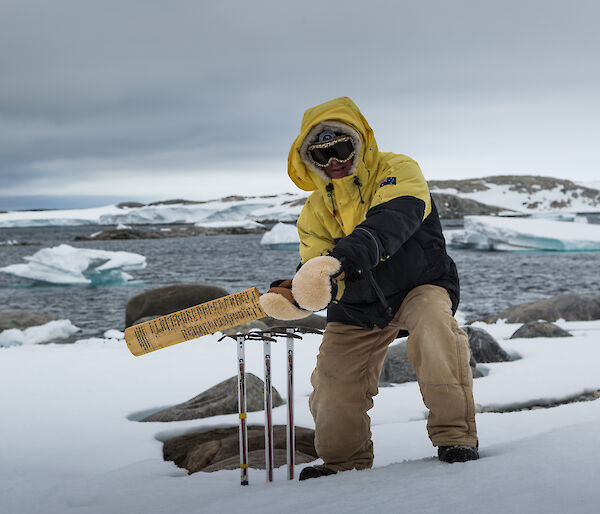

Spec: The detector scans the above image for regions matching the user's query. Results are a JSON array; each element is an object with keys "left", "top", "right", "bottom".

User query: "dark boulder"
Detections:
[
  {"left": 379, "top": 337, "right": 485, "bottom": 386},
  {"left": 462, "top": 326, "right": 512, "bottom": 363},
  {"left": 163, "top": 425, "right": 317, "bottom": 473},
  {"left": 126, "top": 284, "right": 230, "bottom": 328},
  {"left": 0, "top": 310, "right": 55, "bottom": 331},
  {"left": 510, "top": 321, "right": 573, "bottom": 339},
  {"left": 117, "top": 202, "right": 145, "bottom": 209},
  {"left": 141, "top": 373, "right": 284, "bottom": 422},
  {"left": 482, "top": 294, "right": 600, "bottom": 323},
  {"left": 261, "top": 313, "right": 327, "bottom": 331}
]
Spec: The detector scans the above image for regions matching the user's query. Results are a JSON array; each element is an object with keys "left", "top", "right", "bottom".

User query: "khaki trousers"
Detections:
[{"left": 309, "top": 284, "right": 478, "bottom": 471}]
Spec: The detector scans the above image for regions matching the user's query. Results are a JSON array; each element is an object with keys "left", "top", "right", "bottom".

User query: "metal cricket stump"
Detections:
[{"left": 221, "top": 326, "right": 323, "bottom": 486}]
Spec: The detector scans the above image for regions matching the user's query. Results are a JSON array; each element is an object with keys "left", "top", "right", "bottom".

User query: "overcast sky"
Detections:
[{"left": 1, "top": 0, "right": 599, "bottom": 209}]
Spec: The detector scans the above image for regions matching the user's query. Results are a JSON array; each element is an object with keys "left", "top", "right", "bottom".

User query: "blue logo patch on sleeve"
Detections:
[{"left": 379, "top": 177, "right": 396, "bottom": 187}]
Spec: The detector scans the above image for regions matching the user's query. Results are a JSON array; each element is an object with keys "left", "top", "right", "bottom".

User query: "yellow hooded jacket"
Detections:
[{"left": 288, "top": 97, "right": 458, "bottom": 328}]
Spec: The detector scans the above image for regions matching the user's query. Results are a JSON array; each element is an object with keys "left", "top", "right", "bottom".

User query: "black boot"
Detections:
[
  {"left": 438, "top": 445, "right": 480, "bottom": 463},
  {"left": 299, "top": 465, "right": 338, "bottom": 481}
]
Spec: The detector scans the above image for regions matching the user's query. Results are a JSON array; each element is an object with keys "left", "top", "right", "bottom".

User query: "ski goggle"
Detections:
[{"left": 307, "top": 136, "right": 355, "bottom": 167}]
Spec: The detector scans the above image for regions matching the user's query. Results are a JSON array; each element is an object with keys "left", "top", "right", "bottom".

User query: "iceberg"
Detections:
[
  {"left": 0, "top": 319, "right": 80, "bottom": 347},
  {"left": 0, "top": 244, "right": 146, "bottom": 285},
  {"left": 463, "top": 216, "right": 600, "bottom": 251},
  {"left": 260, "top": 222, "right": 300, "bottom": 250},
  {"left": 445, "top": 229, "right": 490, "bottom": 250}
]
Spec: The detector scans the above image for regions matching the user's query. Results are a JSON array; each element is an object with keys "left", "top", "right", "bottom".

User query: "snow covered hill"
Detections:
[
  {"left": 1, "top": 176, "right": 599, "bottom": 228},
  {"left": 429, "top": 175, "right": 600, "bottom": 214}
]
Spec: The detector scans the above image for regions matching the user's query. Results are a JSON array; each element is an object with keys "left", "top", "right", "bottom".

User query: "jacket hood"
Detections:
[{"left": 288, "top": 97, "right": 379, "bottom": 192}]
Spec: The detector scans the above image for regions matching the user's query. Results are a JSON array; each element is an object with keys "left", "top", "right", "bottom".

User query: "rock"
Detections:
[
  {"left": 379, "top": 342, "right": 417, "bottom": 384},
  {"left": 147, "top": 199, "right": 206, "bottom": 206},
  {"left": 379, "top": 338, "right": 484, "bottom": 386},
  {"left": 201, "top": 449, "right": 316, "bottom": 472},
  {"left": 126, "top": 284, "right": 230, "bottom": 328},
  {"left": 261, "top": 313, "right": 327, "bottom": 331},
  {"left": 482, "top": 294, "right": 600, "bottom": 323},
  {"left": 163, "top": 425, "right": 317, "bottom": 473},
  {"left": 0, "top": 310, "right": 55, "bottom": 331},
  {"left": 141, "top": 373, "right": 284, "bottom": 422},
  {"left": 220, "top": 319, "right": 271, "bottom": 335},
  {"left": 462, "top": 326, "right": 512, "bottom": 362},
  {"left": 509, "top": 321, "right": 573, "bottom": 339},
  {"left": 74, "top": 228, "right": 163, "bottom": 241},
  {"left": 116, "top": 201, "right": 145, "bottom": 209}
]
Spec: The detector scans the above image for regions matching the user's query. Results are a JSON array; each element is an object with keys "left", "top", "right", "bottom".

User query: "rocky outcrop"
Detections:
[
  {"left": 482, "top": 294, "right": 600, "bottom": 323},
  {"left": 510, "top": 321, "right": 573, "bottom": 339},
  {"left": 74, "top": 228, "right": 163, "bottom": 241},
  {"left": 75, "top": 224, "right": 266, "bottom": 242},
  {"left": 163, "top": 425, "right": 317, "bottom": 474},
  {"left": 0, "top": 310, "right": 55, "bottom": 331},
  {"left": 431, "top": 193, "right": 505, "bottom": 219},
  {"left": 141, "top": 374, "right": 283, "bottom": 422},
  {"left": 126, "top": 284, "right": 230, "bottom": 327}
]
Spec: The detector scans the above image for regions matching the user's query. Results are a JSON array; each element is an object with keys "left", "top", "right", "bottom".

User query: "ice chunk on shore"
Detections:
[
  {"left": 260, "top": 222, "right": 300, "bottom": 250},
  {"left": 464, "top": 216, "right": 600, "bottom": 251},
  {"left": 0, "top": 319, "right": 79, "bottom": 347},
  {"left": 0, "top": 244, "right": 146, "bottom": 285}
]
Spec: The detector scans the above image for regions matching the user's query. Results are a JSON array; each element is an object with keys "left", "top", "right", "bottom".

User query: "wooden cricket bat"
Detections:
[{"left": 124, "top": 287, "right": 266, "bottom": 356}]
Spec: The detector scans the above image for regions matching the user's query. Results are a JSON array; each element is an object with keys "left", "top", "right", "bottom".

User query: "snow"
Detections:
[
  {"left": 460, "top": 215, "right": 600, "bottom": 251},
  {"left": 1, "top": 318, "right": 600, "bottom": 513},
  {"left": 430, "top": 180, "right": 600, "bottom": 214},
  {"left": 0, "top": 194, "right": 309, "bottom": 228},
  {"left": 0, "top": 244, "right": 146, "bottom": 285},
  {"left": 260, "top": 222, "right": 300, "bottom": 250},
  {"left": 0, "top": 319, "right": 79, "bottom": 347}
]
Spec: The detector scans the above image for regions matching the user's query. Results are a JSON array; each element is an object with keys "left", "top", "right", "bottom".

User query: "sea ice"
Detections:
[
  {"left": 260, "top": 222, "right": 300, "bottom": 250},
  {"left": 0, "top": 319, "right": 79, "bottom": 347},
  {"left": 0, "top": 244, "right": 146, "bottom": 285},
  {"left": 462, "top": 216, "right": 600, "bottom": 251}
]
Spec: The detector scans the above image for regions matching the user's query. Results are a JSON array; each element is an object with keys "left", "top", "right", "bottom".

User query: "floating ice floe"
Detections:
[
  {"left": 457, "top": 216, "right": 600, "bottom": 251},
  {"left": 260, "top": 222, "right": 300, "bottom": 250},
  {"left": 0, "top": 319, "right": 80, "bottom": 347},
  {"left": 0, "top": 244, "right": 146, "bottom": 285}
]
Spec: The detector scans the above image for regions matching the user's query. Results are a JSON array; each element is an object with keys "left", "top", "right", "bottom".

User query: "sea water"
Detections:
[{"left": 1, "top": 225, "right": 598, "bottom": 340}]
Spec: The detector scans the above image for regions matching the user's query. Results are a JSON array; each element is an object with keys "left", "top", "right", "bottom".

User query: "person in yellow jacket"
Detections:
[{"left": 260, "top": 97, "right": 478, "bottom": 480}]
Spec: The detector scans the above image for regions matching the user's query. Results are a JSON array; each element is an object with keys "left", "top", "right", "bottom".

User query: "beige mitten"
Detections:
[{"left": 291, "top": 256, "right": 342, "bottom": 311}]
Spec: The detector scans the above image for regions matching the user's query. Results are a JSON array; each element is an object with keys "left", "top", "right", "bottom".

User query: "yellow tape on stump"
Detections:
[{"left": 124, "top": 288, "right": 266, "bottom": 357}]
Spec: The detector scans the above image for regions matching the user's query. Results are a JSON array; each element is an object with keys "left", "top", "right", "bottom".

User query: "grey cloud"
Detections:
[{"left": 0, "top": 0, "right": 599, "bottom": 195}]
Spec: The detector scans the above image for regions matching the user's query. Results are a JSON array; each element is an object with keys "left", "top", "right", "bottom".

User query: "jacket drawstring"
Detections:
[
  {"left": 353, "top": 176, "right": 365, "bottom": 204},
  {"left": 326, "top": 183, "right": 337, "bottom": 217}
]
